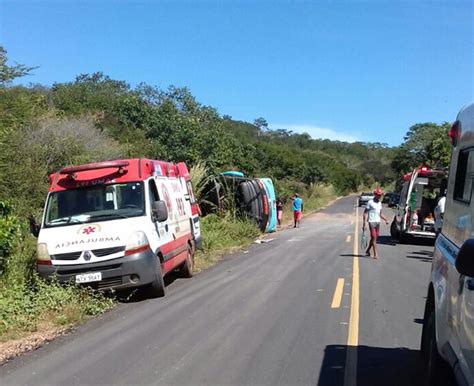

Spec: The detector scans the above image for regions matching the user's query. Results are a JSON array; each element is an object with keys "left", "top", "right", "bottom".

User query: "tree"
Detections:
[
  {"left": 0, "top": 47, "right": 36, "bottom": 86},
  {"left": 253, "top": 117, "right": 268, "bottom": 131},
  {"left": 391, "top": 122, "right": 451, "bottom": 175}
]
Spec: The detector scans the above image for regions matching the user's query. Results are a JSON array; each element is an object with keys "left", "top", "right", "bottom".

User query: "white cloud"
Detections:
[{"left": 271, "top": 124, "right": 361, "bottom": 143}]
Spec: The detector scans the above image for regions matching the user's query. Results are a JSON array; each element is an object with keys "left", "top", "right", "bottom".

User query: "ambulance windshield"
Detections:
[{"left": 44, "top": 182, "right": 145, "bottom": 227}]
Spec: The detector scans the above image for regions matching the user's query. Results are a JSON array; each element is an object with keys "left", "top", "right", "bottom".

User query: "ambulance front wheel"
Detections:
[
  {"left": 180, "top": 244, "right": 194, "bottom": 278},
  {"left": 148, "top": 259, "right": 165, "bottom": 298}
]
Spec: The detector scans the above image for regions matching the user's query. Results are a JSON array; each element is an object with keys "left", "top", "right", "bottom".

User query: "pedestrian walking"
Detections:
[
  {"left": 362, "top": 188, "right": 389, "bottom": 259},
  {"left": 276, "top": 198, "right": 283, "bottom": 227},
  {"left": 291, "top": 193, "right": 303, "bottom": 228}
]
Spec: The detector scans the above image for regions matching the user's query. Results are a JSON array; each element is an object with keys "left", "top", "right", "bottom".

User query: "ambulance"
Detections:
[
  {"left": 390, "top": 166, "right": 447, "bottom": 243},
  {"left": 421, "top": 102, "right": 474, "bottom": 385},
  {"left": 34, "top": 158, "right": 201, "bottom": 297}
]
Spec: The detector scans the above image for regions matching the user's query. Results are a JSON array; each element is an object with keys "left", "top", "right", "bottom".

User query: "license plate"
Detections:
[{"left": 75, "top": 272, "right": 102, "bottom": 284}]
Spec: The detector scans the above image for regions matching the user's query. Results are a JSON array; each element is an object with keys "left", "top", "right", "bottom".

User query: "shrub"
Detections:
[
  {"left": 0, "top": 217, "right": 115, "bottom": 340},
  {"left": 0, "top": 202, "right": 20, "bottom": 275}
]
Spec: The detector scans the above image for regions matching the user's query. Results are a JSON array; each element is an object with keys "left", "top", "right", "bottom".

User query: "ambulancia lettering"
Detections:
[{"left": 55, "top": 236, "right": 121, "bottom": 249}]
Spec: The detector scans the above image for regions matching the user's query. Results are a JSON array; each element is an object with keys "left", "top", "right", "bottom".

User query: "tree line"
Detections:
[{"left": 0, "top": 47, "right": 452, "bottom": 227}]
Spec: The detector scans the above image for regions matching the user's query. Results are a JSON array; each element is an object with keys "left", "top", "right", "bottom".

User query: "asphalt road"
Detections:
[{"left": 1, "top": 196, "right": 434, "bottom": 385}]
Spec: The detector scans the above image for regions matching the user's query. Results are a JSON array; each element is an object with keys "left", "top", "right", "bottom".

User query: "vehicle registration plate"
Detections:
[{"left": 75, "top": 272, "right": 102, "bottom": 284}]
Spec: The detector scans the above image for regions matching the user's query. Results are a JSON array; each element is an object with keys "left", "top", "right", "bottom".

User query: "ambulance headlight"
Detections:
[
  {"left": 125, "top": 231, "right": 150, "bottom": 256},
  {"left": 37, "top": 243, "right": 52, "bottom": 265}
]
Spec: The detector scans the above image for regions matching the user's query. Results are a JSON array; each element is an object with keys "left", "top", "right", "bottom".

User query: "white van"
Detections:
[
  {"left": 390, "top": 167, "right": 447, "bottom": 243},
  {"left": 421, "top": 102, "right": 474, "bottom": 385},
  {"left": 34, "top": 159, "right": 200, "bottom": 297}
]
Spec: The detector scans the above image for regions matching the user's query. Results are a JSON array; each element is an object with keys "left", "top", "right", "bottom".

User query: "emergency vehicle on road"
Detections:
[
  {"left": 390, "top": 166, "right": 447, "bottom": 243},
  {"left": 35, "top": 158, "right": 201, "bottom": 297},
  {"left": 421, "top": 102, "right": 474, "bottom": 385}
]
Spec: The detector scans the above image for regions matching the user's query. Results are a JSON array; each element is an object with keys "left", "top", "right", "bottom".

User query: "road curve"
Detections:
[{"left": 1, "top": 197, "right": 432, "bottom": 385}]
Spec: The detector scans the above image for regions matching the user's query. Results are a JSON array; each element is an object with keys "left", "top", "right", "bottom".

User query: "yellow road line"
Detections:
[
  {"left": 346, "top": 235, "right": 351, "bottom": 243},
  {"left": 331, "top": 278, "right": 345, "bottom": 308},
  {"left": 344, "top": 206, "right": 359, "bottom": 386}
]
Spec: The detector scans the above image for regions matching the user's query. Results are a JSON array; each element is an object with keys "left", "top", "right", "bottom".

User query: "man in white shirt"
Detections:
[
  {"left": 434, "top": 191, "right": 446, "bottom": 233},
  {"left": 362, "top": 188, "right": 389, "bottom": 259}
]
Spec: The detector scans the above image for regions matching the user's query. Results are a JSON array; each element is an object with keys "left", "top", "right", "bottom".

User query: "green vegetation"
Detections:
[
  {"left": 195, "top": 215, "right": 261, "bottom": 271},
  {"left": 0, "top": 203, "right": 114, "bottom": 342},
  {"left": 0, "top": 46, "right": 452, "bottom": 343},
  {"left": 391, "top": 122, "right": 451, "bottom": 176}
]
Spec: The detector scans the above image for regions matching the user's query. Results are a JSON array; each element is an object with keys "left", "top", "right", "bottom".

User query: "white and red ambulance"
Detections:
[{"left": 35, "top": 158, "right": 201, "bottom": 297}]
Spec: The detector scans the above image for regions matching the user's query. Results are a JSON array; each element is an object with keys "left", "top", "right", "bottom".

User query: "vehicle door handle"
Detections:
[{"left": 465, "top": 278, "right": 474, "bottom": 291}]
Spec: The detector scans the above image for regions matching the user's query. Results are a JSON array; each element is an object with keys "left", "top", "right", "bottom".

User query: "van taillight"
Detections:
[{"left": 449, "top": 120, "right": 460, "bottom": 146}]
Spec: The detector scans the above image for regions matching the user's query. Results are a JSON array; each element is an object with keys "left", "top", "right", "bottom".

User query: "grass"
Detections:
[
  {"left": 194, "top": 213, "right": 260, "bottom": 271},
  {"left": 281, "top": 183, "right": 338, "bottom": 224},
  {"left": 0, "top": 235, "right": 114, "bottom": 343}
]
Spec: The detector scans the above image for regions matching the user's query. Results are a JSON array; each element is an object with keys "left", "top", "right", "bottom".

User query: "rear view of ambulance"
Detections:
[
  {"left": 35, "top": 159, "right": 200, "bottom": 297},
  {"left": 390, "top": 166, "right": 447, "bottom": 243}
]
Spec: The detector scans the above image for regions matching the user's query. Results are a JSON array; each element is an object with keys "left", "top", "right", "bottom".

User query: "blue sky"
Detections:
[{"left": 1, "top": 0, "right": 472, "bottom": 145}]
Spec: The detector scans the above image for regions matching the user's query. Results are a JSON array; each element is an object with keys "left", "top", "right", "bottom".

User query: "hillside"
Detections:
[{"left": 0, "top": 71, "right": 396, "bottom": 219}]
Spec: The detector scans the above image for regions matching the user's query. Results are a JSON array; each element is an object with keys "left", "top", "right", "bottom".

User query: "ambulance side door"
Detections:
[{"left": 149, "top": 178, "right": 172, "bottom": 247}]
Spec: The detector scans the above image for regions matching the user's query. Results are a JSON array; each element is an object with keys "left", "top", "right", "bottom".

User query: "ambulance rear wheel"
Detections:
[
  {"left": 180, "top": 245, "right": 194, "bottom": 278},
  {"left": 148, "top": 260, "right": 165, "bottom": 298},
  {"left": 421, "top": 308, "right": 453, "bottom": 386},
  {"left": 390, "top": 219, "right": 399, "bottom": 239}
]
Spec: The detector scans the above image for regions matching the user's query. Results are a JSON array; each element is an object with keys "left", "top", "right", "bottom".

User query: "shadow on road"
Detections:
[
  {"left": 116, "top": 271, "right": 182, "bottom": 303},
  {"left": 318, "top": 345, "right": 422, "bottom": 386},
  {"left": 406, "top": 249, "right": 433, "bottom": 263},
  {"left": 406, "top": 255, "right": 432, "bottom": 263},
  {"left": 378, "top": 235, "right": 397, "bottom": 246}
]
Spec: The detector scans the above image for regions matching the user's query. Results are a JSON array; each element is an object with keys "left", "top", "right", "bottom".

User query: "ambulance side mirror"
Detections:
[
  {"left": 28, "top": 215, "right": 40, "bottom": 238},
  {"left": 456, "top": 239, "right": 474, "bottom": 277},
  {"left": 152, "top": 201, "right": 168, "bottom": 222}
]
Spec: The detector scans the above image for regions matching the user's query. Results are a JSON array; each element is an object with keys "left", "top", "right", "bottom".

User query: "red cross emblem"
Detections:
[{"left": 82, "top": 226, "right": 96, "bottom": 235}]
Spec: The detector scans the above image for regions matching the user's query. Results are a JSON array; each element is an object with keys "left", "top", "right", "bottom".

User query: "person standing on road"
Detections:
[
  {"left": 291, "top": 193, "right": 303, "bottom": 228},
  {"left": 276, "top": 198, "right": 283, "bottom": 227},
  {"left": 362, "top": 188, "right": 389, "bottom": 259},
  {"left": 434, "top": 190, "right": 446, "bottom": 233}
]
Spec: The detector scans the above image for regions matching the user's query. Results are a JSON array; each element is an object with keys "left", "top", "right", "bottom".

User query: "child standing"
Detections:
[{"left": 276, "top": 198, "right": 283, "bottom": 227}]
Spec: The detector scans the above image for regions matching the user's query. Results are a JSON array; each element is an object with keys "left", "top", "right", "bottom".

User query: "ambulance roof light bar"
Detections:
[{"left": 60, "top": 161, "right": 129, "bottom": 177}]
